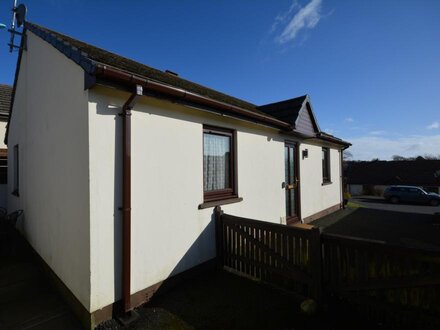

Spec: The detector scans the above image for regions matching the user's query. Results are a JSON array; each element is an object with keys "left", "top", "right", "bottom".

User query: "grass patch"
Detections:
[{"left": 347, "top": 201, "right": 363, "bottom": 209}]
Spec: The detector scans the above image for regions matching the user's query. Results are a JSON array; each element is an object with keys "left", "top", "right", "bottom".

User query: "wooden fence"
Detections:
[
  {"left": 214, "top": 206, "right": 322, "bottom": 300},
  {"left": 214, "top": 206, "right": 440, "bottom": 328},
  {"left": 322, "top": 233, "right": 440, "bottom": 328}
]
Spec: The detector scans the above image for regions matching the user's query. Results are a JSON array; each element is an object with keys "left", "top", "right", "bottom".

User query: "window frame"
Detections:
[
  {"left": 12, "top": 144, "right": 19, "bottom": 196},
  {"left": 322, "top": 147, "right": 331, "bottom": 184},
  {"left": 203, "top": 125, "right": 237, "bottom": 202}
]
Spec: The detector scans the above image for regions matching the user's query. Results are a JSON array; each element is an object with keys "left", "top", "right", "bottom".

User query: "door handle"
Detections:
[{"left": 282, "top": 181, "right": 298, "bottom": 190}]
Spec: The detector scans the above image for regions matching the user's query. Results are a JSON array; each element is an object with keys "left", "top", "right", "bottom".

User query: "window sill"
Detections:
[
  {"left": 322, "top": 181, "right": 332, "bottom": 186},
  {"left": 198, "top": 197, "right": 243, "bottom": 209}
]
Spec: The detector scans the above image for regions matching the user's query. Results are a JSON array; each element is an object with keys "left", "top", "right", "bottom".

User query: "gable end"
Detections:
[{"left": 295, "top": 102, "right": 320, "bottom": 135}]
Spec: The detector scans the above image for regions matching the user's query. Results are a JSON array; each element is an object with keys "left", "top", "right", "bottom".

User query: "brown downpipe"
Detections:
[
  {"left": 93, "top": 64, "right": 292, "bottom": 131},
  {"left": 121, "top": 85, "right": 143, "bottom": 314}
]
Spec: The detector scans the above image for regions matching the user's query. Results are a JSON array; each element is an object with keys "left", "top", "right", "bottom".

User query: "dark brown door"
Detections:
[{"left": 284, "top": 143, "right": 300, "bottom": 224}]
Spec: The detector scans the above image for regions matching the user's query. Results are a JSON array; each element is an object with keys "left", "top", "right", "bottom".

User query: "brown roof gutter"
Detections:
[
  {"left": 92, "top": 64, "right": 292, "bottom": 131},
  {"left": 316, "top": 134, "right": 351, "bottom": 149},
  {"left": 282, "top": 130, "right": 351, "bottom": 149}
]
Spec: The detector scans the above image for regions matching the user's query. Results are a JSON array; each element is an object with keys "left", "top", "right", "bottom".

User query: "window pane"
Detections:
[
  {"left": 203, "top": 133, "right": 231, "bottom": 191},
  {"left": 322, "top": 147, "right": 330, "bottom": 182}
]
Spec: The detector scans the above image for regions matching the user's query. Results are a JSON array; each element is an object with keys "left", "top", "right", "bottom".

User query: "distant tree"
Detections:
[
  {"left": 343, "top": 150, "right": 353, "bottom": 161},
  {"left": 392, "top": 155, "right": 406, "bottom": 161},
  {"left": 424, "top": 154, "right": 440, "bottom": 160},
  {"left": 415, "top": 156, "right": 425, "bottom": 161},
  {"left": 371, "top": 158, "right": 380, "bottom": 162}
]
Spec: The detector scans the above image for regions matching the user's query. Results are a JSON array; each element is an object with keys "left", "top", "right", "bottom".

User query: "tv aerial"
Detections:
[{"left": 6, "top": 1, "right": 27, "bottom": 52}]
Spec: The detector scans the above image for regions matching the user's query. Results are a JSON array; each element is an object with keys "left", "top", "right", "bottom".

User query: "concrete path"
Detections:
[{"left": 0, "top": 232, "right": 82, "bottom": 329}]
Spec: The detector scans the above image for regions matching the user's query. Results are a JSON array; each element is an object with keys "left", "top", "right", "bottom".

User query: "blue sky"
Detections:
[{"left": 0, "top": 0, "right": 439, "bottom": 160}]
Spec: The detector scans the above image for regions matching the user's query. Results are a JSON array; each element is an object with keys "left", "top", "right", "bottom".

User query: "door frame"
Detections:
[{"left": 284, "top": 141, "right": 301, "bottom": 225}]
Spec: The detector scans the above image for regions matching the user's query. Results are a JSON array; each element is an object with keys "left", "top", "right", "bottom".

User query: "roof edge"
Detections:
[
  {"left": 92, "top": 64, "right": 292, "bottom": 130},
  {"left": 24, "top": 21, "right": 292, "bottom": 131}
]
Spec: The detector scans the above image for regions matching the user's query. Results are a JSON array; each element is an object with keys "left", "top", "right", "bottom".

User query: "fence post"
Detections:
[
  {"left": 310, "top": 226, "right": 323, "bottom": 303},
  {"left": 214, "top": 206, "right": 224, "bottom": 269}
]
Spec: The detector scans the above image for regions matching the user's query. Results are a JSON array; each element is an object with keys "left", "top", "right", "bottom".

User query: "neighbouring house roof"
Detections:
[
  {"left": 345, "top": 160, "right": 440, "bottom": 187},
  {"left": 6, "top": 21, "right": 350, "bottom": 147},
  {"left": 0, "top": 84, "right": 12, "bottom": 121}
]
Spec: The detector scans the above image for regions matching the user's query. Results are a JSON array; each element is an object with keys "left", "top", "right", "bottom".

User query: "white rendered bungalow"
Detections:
[{"left": 6, "top": 22, "right": 350, "bottom": 328}]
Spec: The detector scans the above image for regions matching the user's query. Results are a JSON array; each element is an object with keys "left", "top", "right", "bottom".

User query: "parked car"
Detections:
[{"left": 383, "top": 186, "right": 440, "bottom": 206}]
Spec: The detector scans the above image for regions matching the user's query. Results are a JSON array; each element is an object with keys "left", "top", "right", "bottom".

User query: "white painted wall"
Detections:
[
  {"left": 299, "top": 143, "right": 342, "bottom": 220},
  {"left": 7, "top": 32, "right": 91, "bottom": 309},
  {"left": 87, "top": 86, "right": 344, "bottom": 311},
  {"left": 87, "top": 86, "right": 287, "bottom": 311}
]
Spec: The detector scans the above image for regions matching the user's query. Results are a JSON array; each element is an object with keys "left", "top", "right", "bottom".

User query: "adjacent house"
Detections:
[
  {"left": 6, "top": 22, "right": 350, "bottom": 327},
  {"left": 0, "top": 84, "right": 11, "bottom": 208},
  {"left": 345, "top": 160, "right": 440, "bottom": 196}
]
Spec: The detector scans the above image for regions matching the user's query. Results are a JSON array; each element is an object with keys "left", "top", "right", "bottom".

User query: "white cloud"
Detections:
[
  {"left": 270, "top": 1, "right": 300, "bottom": 33},
  {"left": 427, "top": 121, "right": 439, "bottom": 130},
  {"left": 344, "top": 117, "right": 354, "bottom": 123},
  {"left": 276, "top": 0, "right": 323, "bottom": 44},
  {"left": 368, "top": 130, "right": 387, "bottom": 136},
  {"left": 345, "top": 134, "right": 440, "bottom": 160}
]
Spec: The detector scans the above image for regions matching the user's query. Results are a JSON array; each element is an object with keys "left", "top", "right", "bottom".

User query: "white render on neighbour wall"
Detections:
[
  {"left": 8, "top": 30, "right": 346, "bottom": 315},
  {"left": 7, "top": 32, "right": 91, "bottom": 309},
  {"left": 0, "top": 121, "right": 7, "bottom": 149},
  {"left": 0, "top": 121, "right": 7, "bottom": 208}
]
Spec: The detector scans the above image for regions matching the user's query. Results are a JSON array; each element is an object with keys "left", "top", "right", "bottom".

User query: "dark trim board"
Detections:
[{"left": 302, "top": 203, "right": 341, "bottom": 223}]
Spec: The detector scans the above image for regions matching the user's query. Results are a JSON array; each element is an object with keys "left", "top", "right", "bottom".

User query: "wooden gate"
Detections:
[{"left": 214, "top": 206, "right": 322, "bottom": 300}]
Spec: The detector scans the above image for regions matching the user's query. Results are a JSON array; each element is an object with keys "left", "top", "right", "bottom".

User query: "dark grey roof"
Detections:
[
  {"left": 26, "top": 22, "right": 266, "bottom": 115},
  {"left": 5, "top": 21, "right": 350, "bottom": 147},
  {"left": 257, "top": 95, "right": 307, "bottom": 125},
  {"left": 345, "top": 160, "right": 440, "bottom": 186},
  {"left": 0, "top": 84, "right": 12, "bottom": 120}
]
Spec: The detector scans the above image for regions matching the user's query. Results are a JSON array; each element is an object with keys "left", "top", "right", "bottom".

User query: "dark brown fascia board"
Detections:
[
  {"left": 91, "top": 64, "right": 292, "bottom": 131},
  {"left": 314, "top": 134, "right": 351, "bottom": 149},
  {"left": 283, "top": 130, "right": 351, "bottom": 149},
  {"left": 282, "top": 130, "right": 315, "bottom": 140}
]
